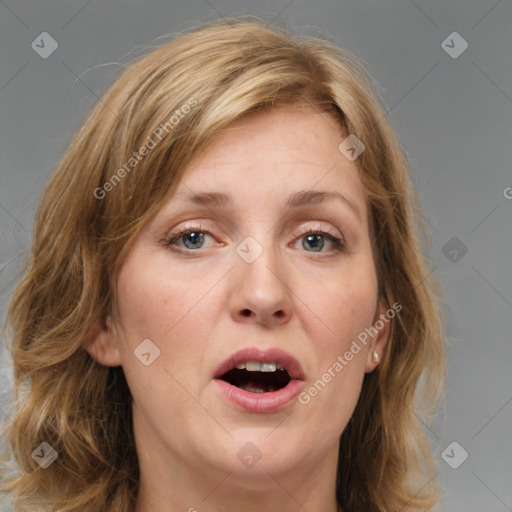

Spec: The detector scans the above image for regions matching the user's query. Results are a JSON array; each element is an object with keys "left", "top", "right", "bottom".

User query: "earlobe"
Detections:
[
  {"left": 82, "top": 317, "right": 122, "bottom": 367},
  {"left": 364, "top": 298, "right": 392, "bottom": 373}
]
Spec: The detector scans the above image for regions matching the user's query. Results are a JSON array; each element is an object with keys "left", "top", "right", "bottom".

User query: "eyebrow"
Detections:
[{"left": 175, "top": 189, "right": 362, "bottom": 220}]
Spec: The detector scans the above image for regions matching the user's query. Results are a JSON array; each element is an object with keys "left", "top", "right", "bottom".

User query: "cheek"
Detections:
[
  {"left": 298, "top": 255, "right": 378, "bottom": 352},
  {"left": 115, "top": 250, "right": 218, "bottom": 368},
  {"left": 295, "top": 258, "right": 377, "bottom": 432},
  {"left": 116, "top": 257, "right": 175, "bottom": 342},
  {"left": 296, "top": 272, "right": 375, "bottom": 438}
]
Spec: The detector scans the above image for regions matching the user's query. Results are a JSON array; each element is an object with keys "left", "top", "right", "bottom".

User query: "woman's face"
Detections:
[{"left": 87, "top": 107, "right": 389, "bottom": 496}]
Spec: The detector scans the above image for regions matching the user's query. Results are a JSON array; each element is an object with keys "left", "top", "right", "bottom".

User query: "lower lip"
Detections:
[{"left": 214, "top": 379, "right": 304, "bottom": 413}]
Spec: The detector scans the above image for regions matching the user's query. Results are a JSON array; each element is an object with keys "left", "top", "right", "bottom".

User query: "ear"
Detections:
[
  {"left": 82, "top": 315, "right": 122, "bottom": 367},
  {"left": 364, "top": 297, "right": 392, "bottom": 373}
]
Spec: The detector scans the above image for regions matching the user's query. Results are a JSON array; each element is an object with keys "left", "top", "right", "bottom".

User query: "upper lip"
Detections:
[{"left": 213, "top": 347, "right": 306, "bottom": 381}]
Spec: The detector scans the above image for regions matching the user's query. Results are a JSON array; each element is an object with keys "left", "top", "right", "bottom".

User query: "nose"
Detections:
[{"left": 229, "top": 236, "right": 293, "bottom": 327}]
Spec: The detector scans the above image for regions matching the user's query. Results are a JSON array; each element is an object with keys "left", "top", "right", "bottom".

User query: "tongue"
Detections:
[
  {"left": 239, "top": 383, "right": 269, "bottom": 393},
  {"left": 237, "top": 380, "right": 275, "bottom": 393}
]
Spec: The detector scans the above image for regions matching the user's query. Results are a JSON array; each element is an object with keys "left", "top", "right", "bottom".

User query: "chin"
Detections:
[{"left": 225, "top": 433, "right": 302, "bottom": 475}]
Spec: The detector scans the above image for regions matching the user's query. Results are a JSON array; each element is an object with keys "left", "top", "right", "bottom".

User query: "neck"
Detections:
[
  {"left": 132, "top": 422, "right": 341, "bottom": 512},
  {"left": 135, "top": 465, "right": 341, "bottom": 512}
]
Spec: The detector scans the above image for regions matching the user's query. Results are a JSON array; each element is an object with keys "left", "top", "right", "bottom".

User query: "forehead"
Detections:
[{"left": 173, "top": 107, "right": 367, "bottom": 215}]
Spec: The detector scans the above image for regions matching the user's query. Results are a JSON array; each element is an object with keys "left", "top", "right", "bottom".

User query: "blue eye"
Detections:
[
  {"left": 164, "top": 227, "right": 214, "bottom": 250},
  {"left": 163, "top": 225, "right": 346, "bottom": 255},
  {"left": 295, "top": 228, "right": 346, "bottom": 253},
  {"left": 303, "top": 232, "right": 331, "bottom": 252},
  {"left": 181, "top": 231, "right": 205, "bottom": 250}
]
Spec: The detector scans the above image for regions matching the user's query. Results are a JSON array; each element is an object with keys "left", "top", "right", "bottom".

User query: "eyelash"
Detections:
[{"left": 162, "top": 224, "right": 346, "bottom": 257}]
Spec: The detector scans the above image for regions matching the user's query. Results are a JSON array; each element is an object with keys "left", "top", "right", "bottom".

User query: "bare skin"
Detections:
[{"left": 85, "top": 107, "right": 390, "bottom": 512}]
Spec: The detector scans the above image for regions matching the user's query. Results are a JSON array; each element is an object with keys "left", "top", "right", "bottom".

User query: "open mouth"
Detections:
[
  {"left": 213, "top": 348, "right": 305, "bottom": 412},
  {"left": 219, "top": 362, "right": 292, "bottom": 393}
]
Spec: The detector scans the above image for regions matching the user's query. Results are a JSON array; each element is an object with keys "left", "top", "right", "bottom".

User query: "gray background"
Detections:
[{"left": 0, "top": 1, "right": 511, "bottom": 511}]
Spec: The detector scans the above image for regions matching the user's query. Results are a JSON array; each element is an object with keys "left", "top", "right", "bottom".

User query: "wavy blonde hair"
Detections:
[{"left": 0, "top": 16, "right": 446, "bottom": 512}]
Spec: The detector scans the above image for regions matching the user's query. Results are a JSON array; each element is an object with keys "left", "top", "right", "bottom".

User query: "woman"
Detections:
[{"left": 0, "top": 17, "right": 446, "bottom": 512}]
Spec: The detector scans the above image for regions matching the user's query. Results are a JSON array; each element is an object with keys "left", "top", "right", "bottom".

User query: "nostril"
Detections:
[{"left": 242, "top": 309, "right": 252, "bottom": 317}]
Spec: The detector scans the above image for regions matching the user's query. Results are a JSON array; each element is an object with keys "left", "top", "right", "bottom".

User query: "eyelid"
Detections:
[
  {"left": 164, "top": 221, "right": 343, "bottom": 243},
  {"left": 163, "top": 221, "right": 347, "bottom": 255},
  {"left": 289, "top": 225, "right": 347, "bottom": 255},
  {"left": 289, "top": 223, "right": 345, "bottom": 243},
  {"left": 163, "top": 222, "right": 217, "bottom": 248}
]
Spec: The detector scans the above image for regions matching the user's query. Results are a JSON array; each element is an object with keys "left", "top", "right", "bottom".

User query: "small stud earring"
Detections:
[{"left": 371, "top": 350, "right": 379, "bottom": 364}]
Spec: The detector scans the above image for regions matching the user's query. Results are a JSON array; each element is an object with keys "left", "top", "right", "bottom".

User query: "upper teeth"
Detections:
[{"left": 235, "top": 361, "right": 284, "bottom": 372}]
